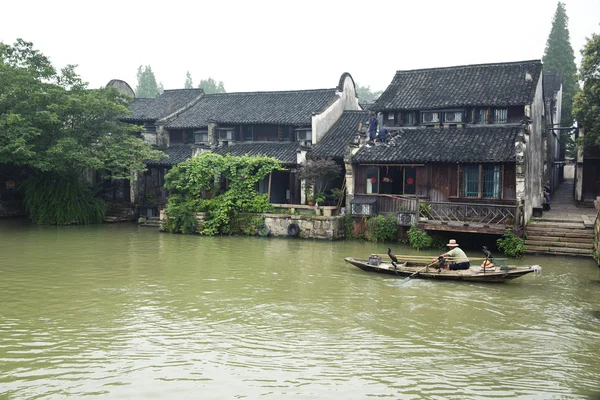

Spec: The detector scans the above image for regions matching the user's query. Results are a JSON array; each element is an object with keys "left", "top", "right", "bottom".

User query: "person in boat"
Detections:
[{"left": 433, "top": 239, "right": 470, "bottom": 270}]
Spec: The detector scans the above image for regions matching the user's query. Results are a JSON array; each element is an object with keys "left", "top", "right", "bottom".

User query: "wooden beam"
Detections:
[
  {"left": 422, "top": 224, "right": 506, "bottom": 235},
  {"left": 267, "top": 173, "right": 272, "bottom": 202}
]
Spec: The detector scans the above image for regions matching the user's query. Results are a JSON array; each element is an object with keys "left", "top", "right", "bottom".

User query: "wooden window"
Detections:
[
  {"left": 477, "top": 109, "right": 486, "bottom": 124},
  {"left": 281, "top": 126, "right": 292, "bottom": 142},
  {"left": 170, "top": 131, "right": 183, "bottom": 144},
  {"left": 194, "top": 130, "right": 208, "bottom": 143},
  {"left": 483, "top": 165, "right": 501, "bottom": 198},
  {"left": 493, "top": 108, "right": 508, "bottom": 124},
  {"left": 366, "top": 166, "right": 379, "bottom": 194},
  {"left": 463, "top": 164, "right": 479, "bottom": 197},
  {"left": 461, "top": 164, "right": 502, "bottom": 199},
  {"left": 184, "top": 130, "right": 194, "bottom": 144},
  {"left": 244, "top": 126, "right": 253, "bottom": 141},
  {"left": 403, "top": 112, "right": 414, "bottom": 125}
]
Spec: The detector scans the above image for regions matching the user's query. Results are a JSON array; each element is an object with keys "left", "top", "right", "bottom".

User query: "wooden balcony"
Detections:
[{"left": 352, "top": 194, "right": 521, "bottom": 234}]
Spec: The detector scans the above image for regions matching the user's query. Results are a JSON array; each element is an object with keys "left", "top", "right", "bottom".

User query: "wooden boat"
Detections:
[{"left": 344, "top": 256, "right": 542, "bottom": 283}]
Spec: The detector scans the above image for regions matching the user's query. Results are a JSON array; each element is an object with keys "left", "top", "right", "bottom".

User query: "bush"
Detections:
[
  {"left": 408, "top": 224, "right": 432, "bottom": 250},
  {"left": 496, "top": 230, "right": 526, "bottom": 258},
  {"left": 341, "top": 213, "right": 355, "bottom": 238},
  {"left": 367, "top": 214, "right": 398, "bottom": 242}
]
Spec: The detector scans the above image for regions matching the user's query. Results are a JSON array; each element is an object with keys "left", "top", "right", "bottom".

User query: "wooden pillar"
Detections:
[{"left": 267, "top": 173, "right": 272, "bottom": 203}]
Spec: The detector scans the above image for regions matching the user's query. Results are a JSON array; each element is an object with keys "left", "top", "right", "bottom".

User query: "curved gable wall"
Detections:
[{"left": 312, "top": 73, "right": 360, "bottom": 145}]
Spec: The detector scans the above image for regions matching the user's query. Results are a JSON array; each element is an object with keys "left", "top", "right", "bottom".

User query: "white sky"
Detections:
[{"left": 2, "top": 0, "right": 599, "bottom": 93}]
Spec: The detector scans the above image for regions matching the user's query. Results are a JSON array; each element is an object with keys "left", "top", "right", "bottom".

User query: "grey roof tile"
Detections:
[
  {"left": 311, "top": 110, "right": 369, "bottom": 159},
  {"left": 211, "top": 142, "right": 300, "bottom": 164},
  {"left": 372, "top": 60, "right": 543, "bottom": 111},
  {"left": 166, "top": 89, "right": 338, "bottom": 128},
  {"left": 352, "top": 126, "right": 520, "bottom": 164},
  {"left": 122, "top": 88, "right": 204, "bottom": 122},
  {"left": 147, "top": 144, "right": 193, "bottom": 166}
]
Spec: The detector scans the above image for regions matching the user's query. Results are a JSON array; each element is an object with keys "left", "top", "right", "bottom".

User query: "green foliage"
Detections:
[
  {"left": 328, "top": 188, "right": 344, "bottom": 204},
  {"left": 0, "top": 40, "right": 165, "bottom": 177},
  {"left": 355, "top": 82, "right": 383, "bottom": 103},
  {"left": 184, "top": 71, "right": 193, "bottom": 89},
  {"left": 198, "top": 77, "right": 226, "bottom": 94},
  {"left": 299, "top": 159, "right": 342, "bottom": 202},
  {"left": 21, "top": 172, "right": 104, "bottom": 225},
  {"left": 408, "top": 224, "right": 432, "bottom": 250},
  {"left": 162, "top": 195, "right": 198, "bottom": 234},
  {"left": 419, "top": 203, "right": 432, "bottom": 217},
  {"left": 496, "top": 230, "right": 526, "bottom": 258},
  {"left": 135, "top": 65, "right": 160, "bottom": 98},
  {"left": 163, "top": 153, "right": 281, "bottom": 234},
  {"left": 574, "top": 32, "right": 600, "bottom": 150},
  {"left": 341, "top": 213, "right": 355, "bottom": 238},
  {"left": 232, "top": 214, "right": 265, "bottom": 236},
  {"left": 367, "top": 214, "right": 398, "bottom": 242},
  {"left": 542, "top": 2, "right": 578, "bottom": 129}
]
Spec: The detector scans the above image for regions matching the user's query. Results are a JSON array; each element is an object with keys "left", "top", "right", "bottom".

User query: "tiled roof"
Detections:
[
  {"left": 147, "top": 145, "right": 193, "bottom": 166},
  {"left": 543, "top": 72, "right": 562, "bottom": 102},
  {"left": 166, "top": 89, "right": 338, "bottom": 128},
  {"left": 211, "top": 142, "right": 300, "bottom": 164},
  {"left": 372, "top": 60, "right": 542, "bottom": 111},
  {"left": 359, "top": 102, "right": 373, "bottom": 111},
  {"left": 122, "top": 88, "right": 204, "bottom": 122},
  {"left": 311, "top": 110, "right": 369, "bottom": 159},
  {"left": 352, "top": 126, "right": 520, "bottom": 164}
]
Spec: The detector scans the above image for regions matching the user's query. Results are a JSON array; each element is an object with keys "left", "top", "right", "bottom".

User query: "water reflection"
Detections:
[{"left": 1, "top": 219, "right": 599, "bottom": 399}]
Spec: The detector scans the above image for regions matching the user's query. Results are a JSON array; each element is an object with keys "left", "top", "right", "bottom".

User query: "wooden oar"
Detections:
[{"left": 398, "top": 260, "right": 438, "bottom": 285}]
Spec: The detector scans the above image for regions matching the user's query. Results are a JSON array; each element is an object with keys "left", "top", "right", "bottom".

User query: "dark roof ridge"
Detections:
[
  {"left": 395, "top": 59, "right": 542, "bottom": 74},
  {"left": 203, "top": 88, "right": 336, "bottom": 96},
  {"left": 162, "top": 88, "right": 205, "bottom": 92}
]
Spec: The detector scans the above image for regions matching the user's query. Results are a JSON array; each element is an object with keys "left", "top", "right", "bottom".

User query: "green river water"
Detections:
[{"left": 1, "top": 219, "right": 599, "bottom": 399}]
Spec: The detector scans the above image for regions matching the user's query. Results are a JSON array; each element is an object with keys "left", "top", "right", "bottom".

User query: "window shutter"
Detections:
[{"left": 458, "top": 165, "right": 463, "bottom": 197}]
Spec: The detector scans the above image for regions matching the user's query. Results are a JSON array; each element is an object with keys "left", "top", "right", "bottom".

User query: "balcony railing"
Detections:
[
  {"left": 352, "top": 194, "right": 522, "bottom": 229},
  {"left": 420, "top": 201, "right": 520, "bottom": 228}
]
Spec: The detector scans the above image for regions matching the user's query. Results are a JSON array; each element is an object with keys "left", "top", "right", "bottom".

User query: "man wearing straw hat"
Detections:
[{"left": 433, "top": 239, "right": 470, "bottom": 270}]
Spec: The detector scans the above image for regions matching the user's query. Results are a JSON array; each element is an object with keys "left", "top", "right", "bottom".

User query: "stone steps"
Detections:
[
  {"left": 525, "top": 213, "right": 594, "bottom": 257},
  {"left": 525, "top": 235, "right": 593, "bottom": 243},
  {"left": 139, "top": 216, "right": 161, "bottom": 228},
  {"left": 524, "top": 239, "right": 593, "bottom": 249},
  {"left": 525, "top": 227, "right": 594, "bottom": 239},
  {"left": 525, "top": 245, "right": 593, "bottom": 257}
]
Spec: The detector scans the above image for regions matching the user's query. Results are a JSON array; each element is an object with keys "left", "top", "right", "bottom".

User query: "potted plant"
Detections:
[
  {"left": 314, "top": 192, "right": 326, "bottom": 206},
  {"left": 305, "top": 186, "right": 315, "bottom": 206}
]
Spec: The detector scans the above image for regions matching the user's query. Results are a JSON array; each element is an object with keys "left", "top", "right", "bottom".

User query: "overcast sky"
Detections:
[{"left": 2, "top": 0, "right": 599, "bottom": 93}]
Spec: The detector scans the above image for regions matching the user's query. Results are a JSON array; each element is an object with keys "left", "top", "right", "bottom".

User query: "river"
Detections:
[{"left": 1, "top": 219, "right": 599, "bottom": 399}]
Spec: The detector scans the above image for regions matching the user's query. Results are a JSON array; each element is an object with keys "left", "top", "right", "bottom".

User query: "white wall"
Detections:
[
  {"left": 312, "top": 74, "right": 360, "bottom": 144},
  {"left": 523, "top": 74, "right": 545, "bottom": 222}
]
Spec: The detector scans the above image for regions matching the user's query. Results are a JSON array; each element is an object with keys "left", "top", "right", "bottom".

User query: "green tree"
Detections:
[
  {"left": 184, "top": 71, "right": 193, "bottom": 89},
  {"left": 0, "top": 39, "right": 164, "bottom": 223},
  {"left": 355, "top": 83, "right": 382, "bottom": 104},
  {"left": 573, "top": 32, "right": 600, "bottom": 149},
  {"left": 135, "top": 65, "right": 160, "bottom": 98},
  {"left": 198, "top": 77, "right": 226, "bottom": 94},
  {"left": 542, "top": 2, "right": 578, "bottom": 129}
]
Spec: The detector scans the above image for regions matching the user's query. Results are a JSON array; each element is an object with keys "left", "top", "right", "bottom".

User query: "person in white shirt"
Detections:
[{"left": 433, "top": 239, "right": 470, "bottom": 270}]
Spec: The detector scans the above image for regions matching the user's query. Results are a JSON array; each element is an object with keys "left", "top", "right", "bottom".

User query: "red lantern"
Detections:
[
  {"left": 370, "top": 177, "right": 377, "bottom": 184},
  {"left": 407, "top": 177, "right": 414, "bottom": 185}
]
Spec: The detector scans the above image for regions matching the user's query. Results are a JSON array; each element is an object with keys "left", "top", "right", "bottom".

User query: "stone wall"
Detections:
[{"left": 263, "top": 214, "right": 344, "bottom": 240}]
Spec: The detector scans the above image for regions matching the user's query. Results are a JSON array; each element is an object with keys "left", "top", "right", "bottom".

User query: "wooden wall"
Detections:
[{"left": 354, "top": 163, "right": 517, "bottom": 204}]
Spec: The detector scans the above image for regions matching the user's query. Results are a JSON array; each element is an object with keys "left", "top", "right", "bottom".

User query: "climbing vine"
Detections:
[
  {"left": 21, "top": 172, "right": 105, "bottom": 225},
  {"left": 163, "top": 153, "right": 282, "bottom": 234}
]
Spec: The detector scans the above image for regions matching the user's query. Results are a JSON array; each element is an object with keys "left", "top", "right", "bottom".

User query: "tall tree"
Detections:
[
  {"left": 355, "top": 83, "right": 382, "bottom": 103},
  {"left": 542, "top": 2, "right": 578, "bottom": 128},
  {"left": 573, "top": 32, "right": 600, "bottom": 149},
  {"left": 0, "top": 39, "right": 164, "bottom": 223},
  {"left": 198, "top": 77, "right": 226, "bottom": 94},
  {"left": 184, "top": 71, "right": 193, "bottom": 89},
  {"left": 135, "top": 65, "right": 160, "bottom": 98}
]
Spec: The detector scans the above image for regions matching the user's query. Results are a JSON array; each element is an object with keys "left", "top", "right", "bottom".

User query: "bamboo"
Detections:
[{"left": 372, "top": 254, "right": 507, "bottom": 261}]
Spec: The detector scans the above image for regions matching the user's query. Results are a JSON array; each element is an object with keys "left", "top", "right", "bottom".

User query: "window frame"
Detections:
[{"left": 459, "top": 164, "right": 503, "bottom": 199}]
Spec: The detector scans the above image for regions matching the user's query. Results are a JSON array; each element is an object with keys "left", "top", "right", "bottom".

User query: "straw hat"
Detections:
[{"left": 446, "top": 239, "right": 459, "bottom": 247}]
